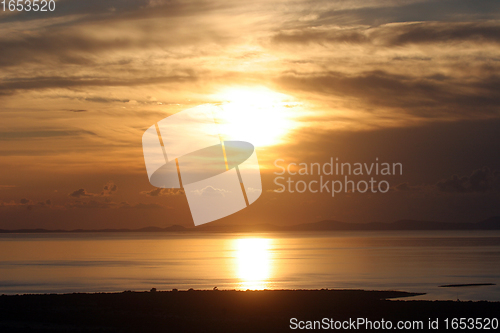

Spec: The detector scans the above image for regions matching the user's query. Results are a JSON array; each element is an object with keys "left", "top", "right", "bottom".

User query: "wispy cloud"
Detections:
[
  {"left": 69, "top": 182, "right": 117, "bottom": 198},
  {"left": 272, "top": 22, "right": 500, "bottom": 46},
  {"left": 0, "top": 130, "right": 95, "bottom": 140}
]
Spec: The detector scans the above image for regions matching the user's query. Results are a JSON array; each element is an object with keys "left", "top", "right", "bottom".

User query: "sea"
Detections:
[{"left": 0, "top": 230, "right": 499, "bottom": 301}]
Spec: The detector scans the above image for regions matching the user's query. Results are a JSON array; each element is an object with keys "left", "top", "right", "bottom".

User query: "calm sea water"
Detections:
[{"left": 0, "top": 231, "right": 499, "bottom": 301}]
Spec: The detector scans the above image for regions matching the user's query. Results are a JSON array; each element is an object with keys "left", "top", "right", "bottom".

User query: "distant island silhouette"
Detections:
[
  {"left": 1, "top": 216, "right": 499, "bottom": 233},
  {"left": 439, "top": 283, "right": 496, "bottom": 288}
]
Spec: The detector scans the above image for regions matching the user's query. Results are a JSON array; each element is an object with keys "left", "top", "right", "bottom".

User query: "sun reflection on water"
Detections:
[{"left": 235, "top": 238, "right": 272, "bottom": 290}]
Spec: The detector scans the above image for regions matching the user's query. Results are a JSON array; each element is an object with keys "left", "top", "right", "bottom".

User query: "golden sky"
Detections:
[{"left": 1, "top": 0, "right": 499, "bottom": 229}]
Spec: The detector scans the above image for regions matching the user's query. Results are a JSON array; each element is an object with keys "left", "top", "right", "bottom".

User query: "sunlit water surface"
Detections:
[{"left": 0, "top": 231, "right": 499, "bottom": 301}]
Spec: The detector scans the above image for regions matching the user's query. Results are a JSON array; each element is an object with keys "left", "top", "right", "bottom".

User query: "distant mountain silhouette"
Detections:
[
  {"left": 476, "top": 216, "right": 500, "bottom": 229},
  {"left": 290, "top": 217, "right": 500, "bottom": 231},
  {"left": 1, "top": 217, "right": 499, "bottom": 233}
]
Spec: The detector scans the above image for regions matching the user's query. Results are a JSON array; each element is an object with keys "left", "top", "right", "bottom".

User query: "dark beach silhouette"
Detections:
[{"left": 0, "top": 289, "right": 498, "bottom": 332}]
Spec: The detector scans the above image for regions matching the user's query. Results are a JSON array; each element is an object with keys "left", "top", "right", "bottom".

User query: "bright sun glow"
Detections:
[
  {"left": 214, "top": 87, "right": 297, "bottom": 147},
  {"left": 235, "top": 238, "right": 272, "bottom": 290}
]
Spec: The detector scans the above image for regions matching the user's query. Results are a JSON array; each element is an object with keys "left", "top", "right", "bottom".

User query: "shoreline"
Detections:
[{"left": 1, "top": 288, "right": 425, "bottom": 298}]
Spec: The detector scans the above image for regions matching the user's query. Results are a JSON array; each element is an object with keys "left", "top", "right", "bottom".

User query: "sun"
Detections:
[{"left": 213, "top": 86, "right": 297, "bottom": 147}]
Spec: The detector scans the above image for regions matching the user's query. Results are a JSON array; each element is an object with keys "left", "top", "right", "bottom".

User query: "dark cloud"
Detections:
[
  {"left": 276, "top": 70, "right": 500, "bottom": 119},
  {"left": 272, "top": 29, "right": 369, "bottom": 45},
  {"left": 0, "top": 0, "right": 150, "bottom": 24},
  {"left": 141, "top": 188, "right": 184, "bottom": 197},
  {"left": 272, "top": 22, "right": 500, "bottom": 47},
  {"left": 70, "top": 182, "right": 118, "bottom": 198},
  {"left": 85, "top": 97, "right": 129, "bottom": 103},
  {"left": 69, "top": 188, "right": 95, "bottom": 198},
  {"left": 0, "top": 34, "right": 132, "bottom": 68},
  {"left": 0, "top": 0, "right": 223, "bottom": 26},
  {"left": 103, "top": 184, "right": 117, "bottom": 192},
  {"left": 0, "top": 30, "right": 222, "bottom": 69},
  {"left": 0, "top": 1, "right": 233, "bottom": 69},
  {"left": 0, "top": 74, "right": 198, "bottom": 94},
  {"left": 436, "top": 167, "right": 500, "bottom": 193},
  {"left": 380, "top": 22, "right": 500, "bottom": 46},
  {"left": 313, "top": 0, "right": 500, "bottom": 27},
  {"left": 3, "top": 0, "right": 498, "bottom": 29},
  {"left": 390, "top": 167, "right": 500, "bottom": 195},
  {"left": 100, "top": 182, "right": 118, "bottom": 196}
]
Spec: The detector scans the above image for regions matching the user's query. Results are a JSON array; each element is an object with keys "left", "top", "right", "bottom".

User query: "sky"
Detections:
[{"left": 0, "top": 0, "right": 499, "bottom": 229}]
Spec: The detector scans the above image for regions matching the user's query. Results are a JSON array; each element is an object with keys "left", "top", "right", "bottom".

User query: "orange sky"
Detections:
[{"left": 1, "top": 0, "right": 499, "bottom": 229}]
